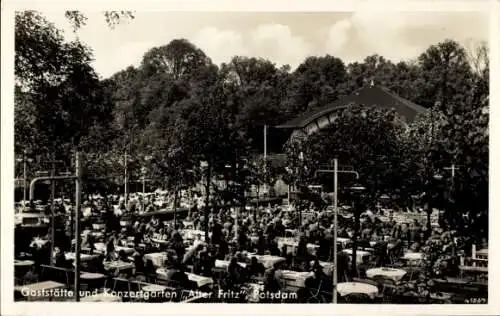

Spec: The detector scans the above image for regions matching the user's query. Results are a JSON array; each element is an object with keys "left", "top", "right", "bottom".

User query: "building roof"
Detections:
[{"left": 277, "top": 85, "right": 427, "bottom": 129}]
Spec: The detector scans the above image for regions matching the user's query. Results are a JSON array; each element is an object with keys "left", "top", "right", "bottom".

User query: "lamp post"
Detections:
[
  {"left": 16, "top": 150, "right": 33, "bottom": 207},
  {"left": 315, "top": 158, "right": 360, "bottom": 304}
]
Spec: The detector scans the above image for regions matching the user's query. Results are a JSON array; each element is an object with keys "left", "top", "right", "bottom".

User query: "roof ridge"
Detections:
[{"left": 378, "top": 86, "right": 426, "bottom": 113}]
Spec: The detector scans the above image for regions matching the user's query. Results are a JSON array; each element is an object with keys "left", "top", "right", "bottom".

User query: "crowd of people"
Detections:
[{"left": 15, "top": 189, "right": 488, "bottom": 303}]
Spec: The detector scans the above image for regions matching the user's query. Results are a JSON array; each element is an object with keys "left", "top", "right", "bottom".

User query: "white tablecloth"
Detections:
[
  {"left": 337, "top": 282, "right": 378, "bottom": 299},
  {"left": 248, "top": 254, "right": 285, "bottom": 269},
  {"left": 64, "top": 253, "right": 98, "bottom": 262},
  {"left": 81, "top": 272, "right": 106, "bottom": 280},
  {"left": 403, "top": 252, "right": 424, "bottom": 261},
  {"left": 15, "top": 260, "right": 35, "bottom": 267},
  {"left": 280, "top": 270, "right": 314, "bottom": 288},
  {"left": 337, "top": 238, "right": 351, "bottom": 248},
  {"left": 366, "top": 267, "right": 407, "bottom": 282},
  {"left": 142, "top": 284, "right": 168, "bottom": 292},
  {"left": 93, "top": 243, "right": 134, "bottom": 254},
  {"left": 342, "top": 249, "right": 371, "bottom": 264},
  {"left": 103, "top": 261, "right": 135, "bottom": 273},
  {"left": 145, "top": 252, "right": 168, "bottom": 267},
  {"left": 276, "top": 238, "right": 318, "bottom": 255},
  {"left": 215, "top": 259, "right": 246, "bottom": 269},
  {"left": 186, "top": 273, "right": 214, "bottom": 287},
  {"left": 181, "top": 229, "right": 207, "bottom": 240},
  {"left": 156, "top": 269, "right": 213, "bottom": 287}
]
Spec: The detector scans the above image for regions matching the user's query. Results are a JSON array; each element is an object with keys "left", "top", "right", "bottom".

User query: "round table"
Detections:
[
  {"left": 366, "top": 267, "right": 407, "bottom": 282},
  {"left": 337, "top": 282, "right": 379, "bottom": 299}
]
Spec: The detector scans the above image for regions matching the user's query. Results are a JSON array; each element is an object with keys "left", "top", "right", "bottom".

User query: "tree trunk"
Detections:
[
  {"left": 173, "top": 183, "right": 179, "bottom": 227},
  {"left": 204, "top": 163, "right": 211, "bottom": 242}
]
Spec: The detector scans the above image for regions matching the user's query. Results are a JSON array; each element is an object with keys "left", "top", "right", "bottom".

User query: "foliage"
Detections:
[{"left": 14, "top": 11, "right": 489, "bottom": 243}]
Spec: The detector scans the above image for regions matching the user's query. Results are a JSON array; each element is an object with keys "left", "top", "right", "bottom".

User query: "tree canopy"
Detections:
[{"left": 14, "top": 11, "right": 488, "bottom": 239}]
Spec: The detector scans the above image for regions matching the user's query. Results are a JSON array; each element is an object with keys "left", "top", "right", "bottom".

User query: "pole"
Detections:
[
  {"left": 50, "top": 160, "right": 56, "bottom": 265},
  {"left": 142, "top": 176, "right": 146, "bottom": 195},
  {"left": 124, "top": 151, "right": 129, "bottom": 203},
  {"left": 333, "top": 158, "right": 338, "bottom": 304},
  {"left": 263, "top": 124, "right": 268, "bottom": 198},
  {"left": 74, "top": 151, "right": 82, "bottom": 302},
  {"left": 23, "top": 149, "right": 27, "bottom": 205}
]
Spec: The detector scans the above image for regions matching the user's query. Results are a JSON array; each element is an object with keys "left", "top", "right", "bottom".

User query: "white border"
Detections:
[{"left": 1, "top": 1, "right": 499, "bottom": 315}]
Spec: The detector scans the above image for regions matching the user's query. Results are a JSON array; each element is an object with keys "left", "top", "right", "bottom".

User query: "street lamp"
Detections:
[
  {"left": 314, "top": 158, "right": 360, "bottom": 304},
  {"left": 16, "top": 150, "right": 34, "bottom": 206}
]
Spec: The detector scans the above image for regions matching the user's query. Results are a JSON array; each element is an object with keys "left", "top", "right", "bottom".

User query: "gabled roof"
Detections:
[{"left": 277, "top": 85, "right": 427, "bottom": 129}]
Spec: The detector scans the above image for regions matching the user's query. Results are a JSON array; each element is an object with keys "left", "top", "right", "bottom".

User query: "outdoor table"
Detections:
[
  {"left": 15, "top": 260, "right": 35, "bottom": 267},
  {"left": 215, "top": 259, "right": 246, "bottom": 269},
  {"left": 369, "top": 241, "right": 377, "bottom": 247},
  {"left": 248, "top": 254, "right": 286, "bottom": 269},
  {"left": 309, "top": 261, "right": 334, "bottom": 275},
  {"left": 156, "top": 269, "right": 213, "bottom": 288},
  {"left": 142, "top": 284, "right": 168, "bottom": 294},
  {"left": 103, "top": 261, "right": 135, "bottom": 274},
  {"left": 366, "top": 267, "right": 407, "bottom": 282},
  {"left": 181, "top": 229, "right": 206, "bottom": 240},
  {"left": 342, "top": 249, "right": 371, "bottom": 265},
  {"left": 15, "top": 281, "right": 66, "bottom": 301},
  {"left": 337, "top": 282, "right": 378, "bottom": 299},
  {"left": 81, "top": 292, "right": 122, "bottom": 302},
  {"left": 476, "top": 248, "right": 488, "bottom": 260},
  {"left": 186, "top": 273, "right": 214, "bottom": 288},
  {"left": 276, "top": 238, "right": 318, "bottom": 255},
  {"left": 403, "top": 252, "right": 424, "bottom": 261},
  {"left": 81, "top": 272, "right": 107, "bottom": 290},
  {"left": 151, "top": 238, "right": 169, "bottom": 247},
  {"left": 337, "top": 238, "right": 351, "bottom": 248},
  {"left": 115, "top": 246, "right": 134, "bottom": 254},
  {"left": 81, "top": 272, "right": 106, "bottom": 280},
  {"left": 94, "top": 243, "right": 134, "bottom": 255},
  {"left": 145, "top": 252, "right": 168, "bottom": 267},
  {"left": 65, "top": 253, "right": 99, "bottom": 262},
  {"left": 280, "top": 270, "right": 314, "bottom": 288},
  {"left": 92, "top": 223, "right": 106, "bottom": 230}
]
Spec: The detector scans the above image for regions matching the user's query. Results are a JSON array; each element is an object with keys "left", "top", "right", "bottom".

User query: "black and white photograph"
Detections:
[{"left": 1, "top": 1, "right": 498, "bottom": 315}]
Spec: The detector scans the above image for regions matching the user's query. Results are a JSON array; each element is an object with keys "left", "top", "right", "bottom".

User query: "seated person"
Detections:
[
  {"left": 357, "top": 255, "right": 369, "bottom": 278},
  {"left": 170, "top": 263, "right": 192, "bottom": 289},
  {"left": 118, "top": 250, "right": 130, "bottom": 262},
  {"left": 227, "top": 257, "right": 242, "bottom": 287},
  {"left": 248, "top": 256, "right": 265, "bottom": 277}
]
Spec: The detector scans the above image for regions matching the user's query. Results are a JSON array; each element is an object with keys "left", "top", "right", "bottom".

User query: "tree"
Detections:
[
  {"left": 64, "top": 11, "right": 134, "bottom": 31},
  {"left": 15, "top": 11, "right": 113, "bottom": 160},
  {"left": 219, "top": 56, "right": 291, "bottom": 153},
  {"left": 284, "top": 55, "right": 347, "bottom": 116},
  {"left": 416, "top": 39, "right": 474, "bottom": 112}
]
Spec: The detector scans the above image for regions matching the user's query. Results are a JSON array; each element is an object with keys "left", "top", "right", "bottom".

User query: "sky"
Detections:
[{"left": 38, "top": 10, "right": 489, "bottom": 79}]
